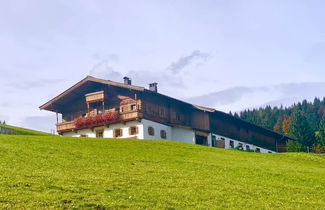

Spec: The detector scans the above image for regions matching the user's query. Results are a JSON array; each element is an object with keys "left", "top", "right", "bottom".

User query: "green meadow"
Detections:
[
  {"left": 0, "top": 124, "right": 52, "bottom": 136},
  {"left": 0, "top": 134, "right": 324, "bottom": 209}
]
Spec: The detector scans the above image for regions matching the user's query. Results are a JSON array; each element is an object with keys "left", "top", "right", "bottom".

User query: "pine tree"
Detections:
[
  {"left": 318, "top": 115, "right": 325, "bottom": 146},
  {"left": 288, "top": 110, "right": 316, "bottom": 147}
]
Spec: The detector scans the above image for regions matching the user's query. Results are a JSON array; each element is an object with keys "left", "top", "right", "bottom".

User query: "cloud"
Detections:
[
  {"left": 0, "top": 115, "right": 9, "bottom": 123},
  {"left": 0, "top": 103, "right": 11, "bottom": 108},
  {"left": 305, "top": 42, "right": 325, "bottom": 62},
  {"left": 6, "top": 78, "right": 63, "bottom": 90},
  {"left": 187, "top": 82, "right": 325, "bottom": 112},
  {"left": 92, "top": 53, "right": 120, "bottom": 62},
  {"left": 89, "top": 60, "right": 123, "bottom": 81},
  {"left": 126, "top": 70, "right": 185, "bottom": 89},
  {"left": 167, "top": 50, "right": 209, "bottom": 74},
  {"left": 89, "top": 59, "right": 185, "bottom": 92},
  {"left": 187, "top": 87, "right": 254, "bottom": 106},
  {"left": 20, "top": 115, "right": 59, "bottom": 133}
]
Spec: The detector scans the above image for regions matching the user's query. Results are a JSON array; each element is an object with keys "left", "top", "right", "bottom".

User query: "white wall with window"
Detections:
[
  {"left": 141, "top": 119, "right": 172, "bottom": 140},
  {"left": 62, "top": 129, "right": 96, "bottom": 138},
  {"left": 61, "top": 119, "right": 275, "bottom": 153},
  {"left": 103, "top": 121, "right": 144, "bottom": 139},
  {"left": 211, "top": 133, "right": 275, "bottom": 153},
  {"left": 62, "top": 121, "right": 144, "bottom": 139}
]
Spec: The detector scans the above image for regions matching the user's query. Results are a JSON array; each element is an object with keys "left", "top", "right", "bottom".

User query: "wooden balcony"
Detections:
[
  {"left": 56, "top": 111, "right": 142, "bottom": 133},
  {"left": 85, "top": 91, "right": 104, "bottom": 103},
  {"left": 56, "top": 121, "right": 76, "bottom": 132},
  {"left": 120, "top": 111, "right": 141, "bottom": 120}
]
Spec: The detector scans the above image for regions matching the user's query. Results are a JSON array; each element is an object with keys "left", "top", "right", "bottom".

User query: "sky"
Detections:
[{"left": 1, "top": 0, "right": 325, "bottom": 132}]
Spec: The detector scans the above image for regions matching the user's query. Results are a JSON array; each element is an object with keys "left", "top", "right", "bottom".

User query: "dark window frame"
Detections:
[
  {"left": 148, "top": 126, "right": 155, "bottom": 136},
  {"left": 129, "top": 126, "right": 138, "bottom": 135},
  {"left": 160, "top": 130, "right": 167, "bottom": 139},
  {"left": 114, "top": 128, "right": 123, "bottom": 137},
  {"left": 230, "top": 140, "right": 234, "bottom": 148}
]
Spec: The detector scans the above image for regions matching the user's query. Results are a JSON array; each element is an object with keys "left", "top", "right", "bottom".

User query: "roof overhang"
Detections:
[{"left": 39, "top": 76, "right": 145, "bottom": 112}]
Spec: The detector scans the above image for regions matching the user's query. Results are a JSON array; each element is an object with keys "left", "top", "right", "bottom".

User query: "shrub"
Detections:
[
  {"left": 287, "top": 140, "right": 305, "bottom": 152},
  {"left": 234, "top": 145, "right": 243, "bottom": 150}
]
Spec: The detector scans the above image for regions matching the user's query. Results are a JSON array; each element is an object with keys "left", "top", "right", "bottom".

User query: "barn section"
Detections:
[
  {"left": 208, "top": 111, "right": 288, "bottom": 152},
  {"left": 40, "top": 76, "right": 290, "bottom": 152}
]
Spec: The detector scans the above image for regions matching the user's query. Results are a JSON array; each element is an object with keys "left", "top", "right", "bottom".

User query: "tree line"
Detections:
[{"left": 233, "top": 98, "right": 325, "bottom": 152}]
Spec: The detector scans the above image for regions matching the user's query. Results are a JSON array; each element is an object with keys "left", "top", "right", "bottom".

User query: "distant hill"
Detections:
[
  {"left": 187, "top": 82, "right": 325, "bottom": 112},
  {"left": 0, "top": 124, "right": 52, "bottom": 136},
  {"left": 0, "top": 135, "right": 324, "bottom": 208}
]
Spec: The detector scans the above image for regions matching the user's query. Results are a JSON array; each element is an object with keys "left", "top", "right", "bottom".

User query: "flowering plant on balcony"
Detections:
[
  {"left": 102, "top": 112, "right": 119, "bottom": 122},
  {"left": 73, "top": 112, "right": 119, "bottom": 128}
]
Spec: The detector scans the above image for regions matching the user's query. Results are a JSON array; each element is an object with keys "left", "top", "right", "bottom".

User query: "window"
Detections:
[
  {"left": 148, "top": 126, "right": 155, "bottom": 136},
  {"left": 160, "top": 130, "right": 167, "bottom": 139},
  {"left": 255, "top": 148, "right": 261, "bottom": 153},
  {"left": 212, "top": 136, "right": 216, "bottom": 147},
  {"left": 129, "top": 126, "right": 138, "bottom": 135},
  {"left": 131, "top": 104, "right": 137, "bottom": 111},
  {"left": 114, "top": 128, "right": 123, "bottom": 137},
  {"left": 246, "top": 145, "right": 250, "bottom": 151},
  {"left": 96, "top": 129, "right": 104, "bottom": 138},
  {"left": 80, "top": 134, "right": 88, "bottom": 137},
  {"left": 229, "top": 140, "right": 234, "bottom": 148}
]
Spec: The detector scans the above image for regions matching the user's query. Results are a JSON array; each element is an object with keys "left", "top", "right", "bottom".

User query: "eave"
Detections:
[{"left": 39, "top": 76, "right": 145, "bottom": 112}]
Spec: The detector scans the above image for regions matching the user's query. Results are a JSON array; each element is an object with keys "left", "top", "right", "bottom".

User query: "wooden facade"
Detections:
[{"left": 40, "top": 76, "right": 290, "bottom": 152}]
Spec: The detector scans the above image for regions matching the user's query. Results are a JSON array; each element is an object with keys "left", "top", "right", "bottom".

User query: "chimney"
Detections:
[
  {"left": 149, "top": 82, "right": 158, "bottom": 92},
  {"left": 123, "top": 77, "right": 131, "bottom": 85}
]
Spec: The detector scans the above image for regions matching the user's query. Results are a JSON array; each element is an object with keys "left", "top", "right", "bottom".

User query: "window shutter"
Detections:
[
  {"left": 120, "top": 129, "right": 123, "bottom": 137},
  {"left": 135, "top": 126, "right": 138, "bottom": 134},
  {"left": 128, "top": 127, "right": 132, "bottom": 135}
]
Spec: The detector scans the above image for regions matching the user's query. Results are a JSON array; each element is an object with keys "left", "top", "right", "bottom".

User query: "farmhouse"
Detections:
[{"left": 40, "top": 76, "right": 290, "bottom": 153}]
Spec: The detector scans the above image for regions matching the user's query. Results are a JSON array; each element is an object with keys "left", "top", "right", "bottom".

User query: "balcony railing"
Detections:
[
  {"left": 56, "top": 121, "right": 76, "bottom": 132},
  {"left": 56, "top": 111, "right": 141, "bottom": 133}
]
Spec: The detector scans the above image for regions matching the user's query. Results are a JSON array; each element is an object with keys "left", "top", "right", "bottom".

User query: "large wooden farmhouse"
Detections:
[{"left": 40, "top": 76, "right": 290, "bottom": 153}]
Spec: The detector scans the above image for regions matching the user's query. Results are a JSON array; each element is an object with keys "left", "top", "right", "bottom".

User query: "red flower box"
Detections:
[{"left": 73, "top": 112, "right": 119, "bottom": 129}]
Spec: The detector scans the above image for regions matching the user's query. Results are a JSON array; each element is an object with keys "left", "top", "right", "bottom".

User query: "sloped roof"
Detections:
[{"left": 39, "top": 76, "right": 145, "bottom": 111}]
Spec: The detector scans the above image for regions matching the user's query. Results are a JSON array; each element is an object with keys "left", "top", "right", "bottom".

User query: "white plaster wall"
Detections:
[
  {"left": 62, "top": 129, "right": 96, "bottom": 138},
  {"left": 61, "top": 119, "right": 275, "bottom": 153},
  {"left": 61, "top": 121, "right": 144, "bottom": 139},
  {"left": 171, "top": 126, "right": 196, "bottom": 144},
  {"left": 141, "top": 119, "right": 172, "bottom": 140},
  {"left": 103, "top": 121, "right": 144, "bottom": 139},
  {"left": 207, "top": 133, "right": 212, "bottom": 147},
  {"left": 211, "top": 133, "right": 275, "bottom": 153}
]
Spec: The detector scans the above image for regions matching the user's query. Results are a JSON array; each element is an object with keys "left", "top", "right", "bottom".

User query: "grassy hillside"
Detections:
[
  {"left": 0, "top": 124, "right": 52, "bottom": 136},
  {"left": 0, "top": 135, "right": 324, "bottom": 209}
]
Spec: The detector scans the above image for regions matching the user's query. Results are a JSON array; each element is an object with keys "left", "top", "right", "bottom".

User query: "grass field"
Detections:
[
  {"left": 0, "top": 124, "right": 52, "bottom": 136},
  {"left": 0, "top": 134, "right": 324, "bottom": 209}
]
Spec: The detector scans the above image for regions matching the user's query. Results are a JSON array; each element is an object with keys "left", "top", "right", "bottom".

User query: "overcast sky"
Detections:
[{"left": 1, "top": 0, "right": 325, "bottom": 132}]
